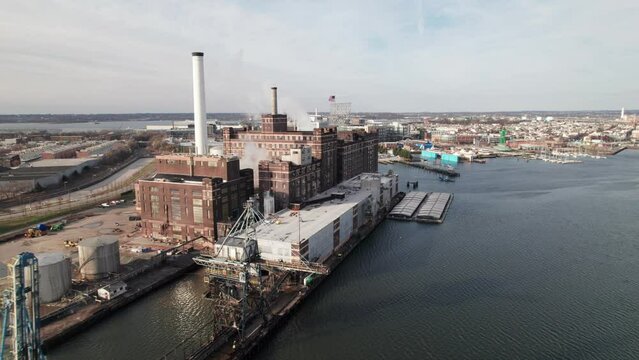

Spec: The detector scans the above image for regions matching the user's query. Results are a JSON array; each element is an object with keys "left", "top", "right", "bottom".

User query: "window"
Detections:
[
  {"left": 193, "top": 198, "right": 203, "bottom": 224},
  {"left": 171, "top": 191, "right": 181, "bottom": 221},
  {"left": 151, "top": 195, "right": 160, "bottom": 217}
]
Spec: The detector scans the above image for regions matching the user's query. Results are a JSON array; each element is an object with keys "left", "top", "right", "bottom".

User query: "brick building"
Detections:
[
  {"left": 41, "top": 143, "right": 87, "bottom": 160},
  {"left": 223, "top": 87, "right": 378, "bottom": 211},
  {"left": 135, "top": 154, "right": 254, "bottom": 240},
  {"left": 258, "top": 147, "right": 322, "bottom": 209},
  {"left": 336, "top": 130, "right": 378, "bottom": 183}
]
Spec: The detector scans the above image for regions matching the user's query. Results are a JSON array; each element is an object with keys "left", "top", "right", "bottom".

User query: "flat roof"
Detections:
[
  {"left": 252, "top": 182, "right": 372, "bottom": 245},
  {"left": 0, "top": 166, "right": 73, "bottom": 180},
  {"left": 28, "top": 158, "right": 96, "bottom": 167}
]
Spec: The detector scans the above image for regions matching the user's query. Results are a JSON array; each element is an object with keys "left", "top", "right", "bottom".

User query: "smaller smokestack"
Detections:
[{"left": 271, "top": 87, "right": 278, "bottom": 115}]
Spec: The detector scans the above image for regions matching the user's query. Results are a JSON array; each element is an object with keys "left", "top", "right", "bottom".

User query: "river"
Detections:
[
  {"left": 49, "top": 151, "right": 639, "bottom": 359},
  {"left": 0, "top": 120, "right": 175, "bottom": 132}
]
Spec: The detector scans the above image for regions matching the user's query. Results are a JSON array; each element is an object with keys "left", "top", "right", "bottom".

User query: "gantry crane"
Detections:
[
  {"left": 1, "top": 252, "right": 46, "bottom": 360},
  {"left": 193, "top": 198, "right": 328, "bottom": 341}
]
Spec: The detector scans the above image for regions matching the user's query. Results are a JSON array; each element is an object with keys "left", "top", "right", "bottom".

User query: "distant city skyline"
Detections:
[{"left": 1, "top": 1, "right": 637, "bottom": 114}]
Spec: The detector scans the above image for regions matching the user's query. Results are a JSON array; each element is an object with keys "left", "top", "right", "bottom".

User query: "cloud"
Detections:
[
  {"left": 416, "top": 0, "right": 425, "bottom": 36},
  {"left": 0, "top": 0, "right": 637, "bottom": 113}
]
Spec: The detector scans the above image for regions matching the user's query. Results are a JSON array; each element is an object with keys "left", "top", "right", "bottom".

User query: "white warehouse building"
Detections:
[{"left": 224, "top": 172, "right": 399, "bottom": 265}]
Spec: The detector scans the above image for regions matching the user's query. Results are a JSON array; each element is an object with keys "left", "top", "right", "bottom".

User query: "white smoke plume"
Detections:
[
  {"left": 279, "top": 95, "right": 312, "bottom": 131},
  {"left": 241, "top": 141, "right": 270, "bottom": 187}
]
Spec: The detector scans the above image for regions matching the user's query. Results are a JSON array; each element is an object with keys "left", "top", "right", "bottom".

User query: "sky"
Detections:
[{"left": 0, "top": 0, "right": 637, "bottom": 114}]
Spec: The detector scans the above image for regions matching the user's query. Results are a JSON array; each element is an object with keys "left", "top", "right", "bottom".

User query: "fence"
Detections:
[{"left": 0, "top": 162, "right": 155, "bottom": 223}]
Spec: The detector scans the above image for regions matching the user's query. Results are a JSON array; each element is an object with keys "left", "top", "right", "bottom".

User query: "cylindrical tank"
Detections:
[
  {"left": 78, "top": 235, "right": 120, "bottom": 280},
  {"left": 28, "top": 253, "right": 72, "bottom": 303}
]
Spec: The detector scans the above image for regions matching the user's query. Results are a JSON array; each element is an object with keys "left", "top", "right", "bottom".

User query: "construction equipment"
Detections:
[
  {"left": 49, "top": 223, "right": 64, "bottom": 232},
  {"left": 1, "top": 252, "right": 46, "bottom": 360},
  {"left": 24, "top": 229, "right": 46, "bottom": 238}
]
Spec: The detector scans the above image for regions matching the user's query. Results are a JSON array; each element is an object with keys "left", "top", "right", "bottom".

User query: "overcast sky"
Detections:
[{"left": 1, "top": 0, "right": 637, "bottom": 114}]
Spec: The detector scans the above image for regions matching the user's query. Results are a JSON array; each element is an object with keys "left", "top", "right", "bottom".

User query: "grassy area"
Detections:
[{"left": 0, "top": 202, "right": 98, "bottom": 236}]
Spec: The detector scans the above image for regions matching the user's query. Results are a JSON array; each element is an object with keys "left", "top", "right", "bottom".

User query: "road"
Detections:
[{"left": 3, "top": 158, "right": 154, "bottom": 217}]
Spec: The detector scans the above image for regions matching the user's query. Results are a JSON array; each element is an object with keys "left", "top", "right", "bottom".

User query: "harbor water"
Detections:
[{"left": 49, "top": 151, "right": 639, "bottom": 359}]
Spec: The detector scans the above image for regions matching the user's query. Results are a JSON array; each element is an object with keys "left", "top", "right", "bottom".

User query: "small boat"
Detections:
[{"left": 439, "top": 175, "right": 454, "bottom": 182}]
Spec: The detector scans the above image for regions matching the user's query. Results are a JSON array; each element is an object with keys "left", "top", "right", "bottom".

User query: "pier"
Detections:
[
  {"left": 379, "top": 158, "right": 460, "bottom": 177},
  {"left": 387, "top": 191, "right": 428, "bottom": 220},
  {"left": 388, "top": 191, "right": 453, "bottom": 224},
  {"left": 415, "top": 192, "right": 453, "bottom": 224}
]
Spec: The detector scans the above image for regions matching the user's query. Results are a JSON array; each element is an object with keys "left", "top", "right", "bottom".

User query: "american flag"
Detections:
[{"left": 328, "top": 95, "right": 336, "bottom": 102}]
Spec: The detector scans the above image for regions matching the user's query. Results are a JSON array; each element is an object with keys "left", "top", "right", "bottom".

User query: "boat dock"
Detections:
[
  {"left": 379, "top": 158, "right": 460, "bottom": 177},
  {"left": 415, "top": 192, "right": 453, "bottom": 224},
  {"left": 387, "top": 191, "right": 428, "bottom": 220},
  {"left": 387, "top": 191, "right": 453, "bottom": 224}
]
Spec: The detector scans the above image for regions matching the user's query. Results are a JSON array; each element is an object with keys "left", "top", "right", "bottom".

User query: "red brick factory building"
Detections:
[
  {"left": 135, "top": 154, "right": 254, "bottom": 240},
  {"left": 134, "top": 52, "right": 379, "bottom": 240},
  {"left": 224, "top": 87, "right": 378, "bottom": 210}
]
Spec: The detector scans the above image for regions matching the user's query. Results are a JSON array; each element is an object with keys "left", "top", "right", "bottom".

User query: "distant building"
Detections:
[
  {"left": 41, "top": 143, "right": 88, "bottom": 160},
  {"left": 76, "top": 140, "right": 123, "bottom": 158}
]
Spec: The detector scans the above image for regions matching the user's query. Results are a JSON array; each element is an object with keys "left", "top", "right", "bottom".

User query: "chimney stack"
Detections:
[
  {"left": 192, "top": 52, "right": 207, "bottom": 155},
  {"left": 271, "top": 87, "right": 278, "bottom": 115}
]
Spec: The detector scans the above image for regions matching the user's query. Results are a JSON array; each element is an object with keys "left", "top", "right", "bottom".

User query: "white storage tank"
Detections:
[
  {"left": 78, "top": 235, "right": 120, "bottom": 280},
  {"left": 28, "top": 253, "right": 72, "bottom": 303}
]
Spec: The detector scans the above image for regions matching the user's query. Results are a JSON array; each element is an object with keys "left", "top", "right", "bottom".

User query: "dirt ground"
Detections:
[{"left": 0, "top": 204, "right": 165, "bottom": 278}]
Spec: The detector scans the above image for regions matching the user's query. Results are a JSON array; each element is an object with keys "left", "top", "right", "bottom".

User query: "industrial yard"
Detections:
[{"left": 0, "top": 203, "right": 207, "bottom": 353}]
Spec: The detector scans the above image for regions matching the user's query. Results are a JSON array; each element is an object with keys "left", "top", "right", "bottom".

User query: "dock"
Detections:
[
  {"left": 387, "top": 191, "right": 453, "bottom": 224},
  {"left": 415, "top": 192, "right": 453, "bottom": 224},
  {"left": 41, "top": 253, "right": 198, "bottom": 350},
  {"left": 379, "top": 158, "right": 460, "bottom": 177},
  {"left": 387, "top": 191, "right": 428, "bottom": 220}
]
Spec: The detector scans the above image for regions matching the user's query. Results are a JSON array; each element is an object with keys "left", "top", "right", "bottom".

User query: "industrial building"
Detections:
[
  {"left": 217, "top": 172, "right": 399, "bottom": 264},
  {"left": 135, "top": 154, "right": 254, "bottom": 240},
  {"left": 41, "top": 143, "right": 89, "bottom": 159},
  {"left": 258, "top": 147, "right": 322, "bottom": 210},
  {"left": 76, "top": 140, "right": 124, "bottom": 158},
  {"left": 0, "top": 158, "right": 98, "bottom": 191},
  {"left": 224, "top": 87, "right": 378, "bottom": 210}
]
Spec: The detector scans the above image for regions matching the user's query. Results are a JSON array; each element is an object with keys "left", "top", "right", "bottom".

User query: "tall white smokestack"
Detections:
[
  {"left": 621, "top": 107, "right": 625, "bottom": 120},
  {"left": 271, "top": 86, "right": 278, "bottom": 115},
  {"left": 192, "top": 52, "right": 207, "bottom": 155}
]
